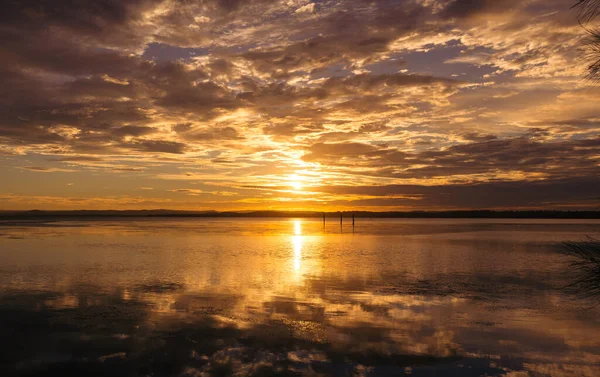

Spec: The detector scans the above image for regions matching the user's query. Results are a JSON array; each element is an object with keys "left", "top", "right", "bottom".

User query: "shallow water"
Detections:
[{"left": 1, "top": 218, "right": 600, "bottom": 377}]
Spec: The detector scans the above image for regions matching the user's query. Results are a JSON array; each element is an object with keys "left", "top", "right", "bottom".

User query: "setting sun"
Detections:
[{"left": 288, "top": 174, "right": 305, "bottom": 191}]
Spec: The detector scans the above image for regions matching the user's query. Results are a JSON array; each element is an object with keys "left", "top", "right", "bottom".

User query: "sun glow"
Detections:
[{"left": 288, "top": 174, "right": 305, "bottom": 191}]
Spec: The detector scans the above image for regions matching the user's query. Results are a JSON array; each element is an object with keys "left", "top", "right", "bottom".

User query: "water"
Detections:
[{"left": 1, "top": 218, "right": 600, "bottom": 377}]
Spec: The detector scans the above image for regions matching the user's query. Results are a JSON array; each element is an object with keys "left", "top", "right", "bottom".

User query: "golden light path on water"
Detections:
[
  {"left": 292, "top": 220, "right": 303, "bottom": 277},
  {"left": 3, "top": 219, "right": 600, "bottom": 377}
]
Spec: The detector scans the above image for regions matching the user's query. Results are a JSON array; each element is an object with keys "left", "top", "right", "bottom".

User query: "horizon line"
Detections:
[{"left": 1, "top": 209, "right": 600, "bottom": 219}]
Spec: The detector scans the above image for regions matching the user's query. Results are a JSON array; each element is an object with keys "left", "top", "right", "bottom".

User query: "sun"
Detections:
[{"left": 288, "top": 174, "right": 304, "bottom": 191}]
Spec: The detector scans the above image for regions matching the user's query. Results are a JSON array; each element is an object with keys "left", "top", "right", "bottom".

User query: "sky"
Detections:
[{"left": 0, "top": 0, "right": 599, "bottom": 211}]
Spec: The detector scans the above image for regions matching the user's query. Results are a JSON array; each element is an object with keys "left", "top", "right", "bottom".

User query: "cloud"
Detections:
[
  {"left": 173, "top": 125, "right": 243, "bottom": 141},
  {"left": 440, "top": 0, "right": 520, "bottom": 20},
  {"left": 312, "top": 176, "right": 600, "bottom": 210},
  {"left": 169, "top": 188, "right": 205, "bottom": 195},
  {"left": 0, "top": 0, "right": 597, "bottom": 210},
  {"left": 302, "top": 136, "right": 600, "bottom": 182},
  {"left": 126, "top": 140, "right": 187, "bottom": 154},
  {"left": 295, "top": 3, "right": 315, "bottom": 14},
  {"left": 18, "top": 166, "right": 75, "bottom": 173},
  {"left": 54, "top": 156, "right": 105, "bottom": 162},
  {"left": 112, "top": 126, "right": 157, "bottom": 137},
  {"left": 169, "top": 188, "right": 238, "bottom": 196}
]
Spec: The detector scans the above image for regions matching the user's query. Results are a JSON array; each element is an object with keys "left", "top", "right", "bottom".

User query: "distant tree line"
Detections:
[{"left": 1, "top": 209, "right": 600, "bottom": 219}]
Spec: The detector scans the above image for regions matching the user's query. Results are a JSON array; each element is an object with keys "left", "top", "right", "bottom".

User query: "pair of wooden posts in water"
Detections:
[{"left": 322, "top": 212, "right": 355, "bottom": 226}]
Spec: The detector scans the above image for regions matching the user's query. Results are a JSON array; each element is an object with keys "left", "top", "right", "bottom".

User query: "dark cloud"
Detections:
[
  {"left": 0, "top": 0, "right": 164, "bottom": 54},
  {"left": 0, "top": 1, "right": 453, "bottom": 154},
  {"left": 303, "top": 137, "right": 600, "bottom": 179},
  {"left": 441, "top": 0, "right": 520, "bottom": 19},
  {"left": 175, "top": 125, "right": 243, "bottom": 141},
  {"left": 54, "top": 156, "right": 105, "bottom": 162},
  {"left": 323, "top": 72, "right": 459, "bottom": 91},
  {"left": 458, "top": 132, "right": 498, "bottom": 142},
  {"left": 315, "top": 176, "right": 600, "bottom": 209},
  {"left": 0, "top": 0, "right": 155, "bottom": 32},
  {"left": 408, "top": 137, "right": 600, "bottom": 178},
  {"left": 263, "top": 122, "right": 324, "bottom": 137},
  {"left": 126, "top": 140, "right": 187, "bottom": 154},
  {"left": 304, "top": 142, "right": 383, "bottom": 160},
  {"left": 19, "top": 166, "right": 52, "bottom": 172},
  {"left": 525, "top": 118, "right": 600, "bottom": 136},
  {"left": 0, "top": 28, "right": 146, "bottom": 77},
  {"left": 112, "top": 126, "right": 157, "bottom": 137},
  {"left": 111, "top": 166, "right": 145, "bottom": 171},
  {"left": 239, "top": 2, "right": 431, "bottom": 75},
  {"left": 155, "top": 81, "right": 239, "bottom": 115},
  {"left": 62, "top": 77, "right": 137, "bottom": 99}
]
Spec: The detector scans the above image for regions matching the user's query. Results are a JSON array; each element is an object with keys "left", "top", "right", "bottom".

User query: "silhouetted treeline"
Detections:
[{"left": 1, "top": 209, "right": 600, "bottom": 220}]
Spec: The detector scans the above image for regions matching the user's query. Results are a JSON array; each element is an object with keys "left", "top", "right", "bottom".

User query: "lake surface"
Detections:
[{"left": 1, "top": 218, "right": 600, "bottom": 377}]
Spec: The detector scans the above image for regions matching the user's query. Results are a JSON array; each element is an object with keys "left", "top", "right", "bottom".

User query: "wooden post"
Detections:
[
  {"left": 340, "top": 211, "right": 342, "bottom": 226},
  {"left": 352, "top": 212, "right": 355, "bottom": 226}
]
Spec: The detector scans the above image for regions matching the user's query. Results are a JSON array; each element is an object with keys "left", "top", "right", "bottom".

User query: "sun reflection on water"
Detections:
[
  {"left": 293, "top": 236, "right": 302, "bottom": 272},
  {"left": 294, "top": 220, "right": 302, "bottom": 235},
  {"left": 292, "top": 220, "right": 303, "bottom": 276},
  {"left": 3, "top": 220, "right": 600, "bottom": 377}
]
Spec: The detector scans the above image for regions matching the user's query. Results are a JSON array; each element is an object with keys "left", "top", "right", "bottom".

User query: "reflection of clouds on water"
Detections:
[
  {"left": 0, "top": 288, "right": 481, "bottom": 376},
  {"left": 3, "top": 283, "right": 600, "bottom": 377},
  {"left": 2, "top": 219, "right": 600, "bottom": 376}
]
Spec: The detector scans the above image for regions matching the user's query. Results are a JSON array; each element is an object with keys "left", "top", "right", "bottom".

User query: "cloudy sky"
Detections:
[{"left": 0, "top": 0, "right": 598, "bottom": 211}]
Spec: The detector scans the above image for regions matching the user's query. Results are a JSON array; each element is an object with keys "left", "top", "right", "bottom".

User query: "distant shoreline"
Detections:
[{"left": 1, "top": 210, "right": 600, "bottom": 219}]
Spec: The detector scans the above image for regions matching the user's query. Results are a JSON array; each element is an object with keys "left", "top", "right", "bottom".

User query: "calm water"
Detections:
[{"left": 1, "top": 218, "right": 600, "bottom": 377}]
